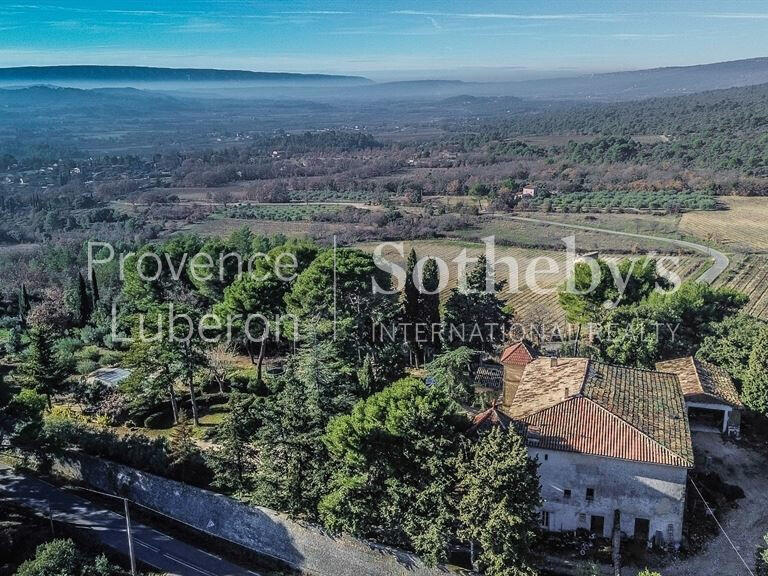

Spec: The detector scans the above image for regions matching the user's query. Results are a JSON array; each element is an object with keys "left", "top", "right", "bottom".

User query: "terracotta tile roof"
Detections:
[
  {"left": 656, "top": 357, "right": 742, "bottom": 408},
  {"left": 520, "top": 396, "right": 691, "bottom": 467},
  {"left": 467, "top": 405, "right": 514, "bottom": 435},
  {"left": 583, "top": 363, "right": 693, "bottom": 466},
  {"left": 505, "top": 357, "right": 694, "bottom": 468},
  {"left": 474, "top": 363, "right": 504, "bottom": 390},
  {"left": 500, "top": 340, "right": 538, "bottom": 365},
  {"left": 509, "top": 357, "right": 589, "bottom": 418}
]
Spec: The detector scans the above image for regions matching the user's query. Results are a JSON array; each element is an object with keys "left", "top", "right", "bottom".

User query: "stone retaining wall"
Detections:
[{"left": 50, "top": 452, "right": 463, "bottom": 576}]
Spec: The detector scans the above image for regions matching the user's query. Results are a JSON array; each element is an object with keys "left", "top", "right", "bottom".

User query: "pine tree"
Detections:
[
  {"left": 457, "top": 426, "right": 541, "bottom": 576},
  {"left": 77, "top": 272, "right": 92, "bottom": 327},
  {"left": 742, "top": 327, "right": 768, "bottom": 416},
  {"left": 17, "top": 325, "right": 65, "bottom": 408}
]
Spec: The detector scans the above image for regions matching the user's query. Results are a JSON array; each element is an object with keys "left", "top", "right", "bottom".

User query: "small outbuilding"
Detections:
[{"left": 656, "top": 357, "right": 742, "bottom": 437}]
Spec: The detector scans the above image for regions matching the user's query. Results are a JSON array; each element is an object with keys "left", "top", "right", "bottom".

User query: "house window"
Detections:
[
  {"left": 578, "top": 513, "right": 586, "bottom": 525},
  {"left": 563, "top": 489, "right": 571, "bottom": 500},
  {"left": 586, "top": 488, "right": 595, "bottom": 501},
  {"left": 540, "top": 511, "right": 550, "bottom": 529},
  {"left": 544, "top": 453, "right": 548, "bottom": 461}
]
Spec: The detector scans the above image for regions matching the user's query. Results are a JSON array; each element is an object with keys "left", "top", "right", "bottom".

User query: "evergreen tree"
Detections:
[
  {"left": 252, "top": 334, "right": 355, "bottom": 518},
  {"left": 358, "top": 353, "right": 376, "bottom": 396},
  {"left": 208, "top": 393, "right": 258, "bottom": 494},
  {"left": 287, "top": 248, "right": 398, "bottom": 368},
  {"left": 742, "top": 326, "right": 768, "bottom": 416},
  {"left": 457, "top": 426, "right": 541, "bottom": 576},
  {"left": 90, "top": 271, "right": 100, "bottom": 307},
  {"left": 77, "top": 271, "right": 92, "bottom": 327},
  {"left": 18, "top": 283, "right": 30, "bottom": 325},
  {"left": 420, "top": 257, "right": 442, "bottom": 361},
  {"left": 467, "top": 255, "right": 491, "bottom": 292},
  {"left": 17, "top": 325, "right": 65, "bottom": 408},
  {"left": 426, "top": 347, "right": 477, "bottom": 405},
  {"left": 169, "top": 411, "right": 197, "bottom": 482},
  {"left": 403, "top": 248, "right": 421, "bottom": 365},
  {"left": 320, "top": 378, "right": 465, "bottom": 564}
]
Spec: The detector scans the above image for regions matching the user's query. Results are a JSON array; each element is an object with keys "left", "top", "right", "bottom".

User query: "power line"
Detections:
[{"left": 690, "top": 477, "right": 755, "bottom": 576}]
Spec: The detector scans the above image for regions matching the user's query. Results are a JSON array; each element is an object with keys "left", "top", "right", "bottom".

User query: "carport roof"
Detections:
[{"left": 656, "top": 357, "right": 742, "bottom": 408}]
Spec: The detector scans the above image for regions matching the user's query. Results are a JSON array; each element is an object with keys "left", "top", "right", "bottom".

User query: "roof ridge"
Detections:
[
  {"left": 595, "top": 359, "right": 677, "bottom": 375},
  {"left": 584, "top": 396, "right": 693, "bottom": 467},
  {"left": 690, "top": 356, "right": 705, "bottom": 394},
  {"left": 578, "top": 358, "right": 592, "bottom": 396}
]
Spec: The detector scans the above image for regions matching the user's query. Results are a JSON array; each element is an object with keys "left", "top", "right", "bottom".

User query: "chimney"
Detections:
[{"left": 550, "top": 357, "right": 558, "bottom": 368}]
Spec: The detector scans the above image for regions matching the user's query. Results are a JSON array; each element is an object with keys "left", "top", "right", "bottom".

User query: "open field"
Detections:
[
  {"left": 359, "top": 239, "right": 710, "bottom": 327},
  {"left": 713, "top": 253, "right": 768, "bottom": 320},
  {"left": 455, "top": 213, "right": 690, "bottom": 254},
  {"left": 182, "top": 217, "right": 337, "bottom": 237},
  {"left": 679, "top": 196, "right": 768, "bottom": 252},
  {"left": 218, "top": 203, "right": 342, "bottom": 221}
]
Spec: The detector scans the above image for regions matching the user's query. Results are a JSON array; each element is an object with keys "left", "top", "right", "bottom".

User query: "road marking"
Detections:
[
  {"left": 135, "top": 539, "right": 160, "bottom": 553},
  {"left": 199, "top": 549, "right": 222, "bottom": 560},
  {"left": 162, "top": 552, "right": 217, "bottom": 576}
]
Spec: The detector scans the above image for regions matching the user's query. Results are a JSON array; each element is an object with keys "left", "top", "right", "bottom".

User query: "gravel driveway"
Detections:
[{"left": 660, "top": 432, "right": 768, "bottom": 576}]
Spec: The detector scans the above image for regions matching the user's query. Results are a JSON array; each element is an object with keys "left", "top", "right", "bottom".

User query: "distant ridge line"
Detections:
[{"left": 0, "top": 65, "right": 372, "bottom": 84}]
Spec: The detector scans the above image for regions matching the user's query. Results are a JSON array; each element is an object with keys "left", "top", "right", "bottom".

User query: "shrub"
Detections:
[
  {"left": 77, "top": 345, "right": 102, "bottom": 362},
  {"left": 75, "top": 359, "right": 99, "bottom": 375},
  {"left": 143, "top": 411, "right": 171, "bottom": 429},
  {"left": 98, "top": 349, "right": 123, "bottom": 367}
]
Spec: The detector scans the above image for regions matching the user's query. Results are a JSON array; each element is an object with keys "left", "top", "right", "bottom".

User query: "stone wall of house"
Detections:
[
  {"left": 49, "top": 452, "right": 461, "bottom": 576},
  {"left": 530, "top": 448, "right": 688, "bottom": 546}
]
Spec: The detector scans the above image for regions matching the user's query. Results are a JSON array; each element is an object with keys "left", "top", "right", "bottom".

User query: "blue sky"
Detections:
[{"left": 1, "top": 0, "right": 768, "bottom": 80}]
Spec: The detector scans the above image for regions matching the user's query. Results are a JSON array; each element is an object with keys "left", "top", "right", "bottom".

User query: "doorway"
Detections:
[
  {"left": 590, "top": 515, "right": 605, "bottom": 536},
  {"left": 634, "top": 517, "right": 650, "bottom": 541}
]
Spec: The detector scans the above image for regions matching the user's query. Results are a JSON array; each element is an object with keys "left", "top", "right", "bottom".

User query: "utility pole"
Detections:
[
  {"left": 65, "top": 485, "right": 137, "bottom": 576},
  {"left": 48, "top": 499, "right": 55, "bottom": 536},
  {"left": 123, "top": 498, "right": 137, "bottom": 576}
]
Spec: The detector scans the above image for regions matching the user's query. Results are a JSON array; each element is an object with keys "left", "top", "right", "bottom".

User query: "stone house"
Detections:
[
  {"left": 656, "top": 357, "right": 743, "bottom": 437},
  {"left": 495, "top": 349, "right": 694, "bottom": 547}
]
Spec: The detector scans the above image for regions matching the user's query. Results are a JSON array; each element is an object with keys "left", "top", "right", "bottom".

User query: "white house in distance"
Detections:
[
  {"left": 477, "top": 347, "right": 695, "bottom": 548},
  {"left": 516, "top": 185, "right": 536, "bottom": 199},
  {"left": 656, "top": 357, "right": 743, "bottom": 437}
]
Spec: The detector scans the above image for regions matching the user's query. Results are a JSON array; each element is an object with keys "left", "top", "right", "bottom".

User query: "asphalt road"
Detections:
[
  {"left": 491, "top": 214, "right": 730, "bottom": 284},
  {"left": 0, "top": 464, "right": 259, "bottom": 576}
]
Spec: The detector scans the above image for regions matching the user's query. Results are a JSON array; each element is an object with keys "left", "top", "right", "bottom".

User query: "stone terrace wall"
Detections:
[{"left": 50, "top": 452, "right": 462, "bottom": 576}]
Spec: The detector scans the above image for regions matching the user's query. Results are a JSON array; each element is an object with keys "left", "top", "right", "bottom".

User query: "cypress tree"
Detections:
[
  {"left": 90, "top": 271, "right": 100, "bottom": 306},
  {"left": 421, "top": 258, "right": 442, "bottom": 361},
  {"left": 403, "top": 248, "right": 421, "bottom": 365},
  {"left": 18, "top": 284, "right": 30, "bottom": 324},
  {"left": 77, "top": 272, "right": 92, "bottom": 327}
]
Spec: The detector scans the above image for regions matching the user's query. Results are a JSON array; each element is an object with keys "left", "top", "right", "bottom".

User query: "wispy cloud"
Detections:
[
  {"left": 391, "top": 10, "right": 624, "bottom": 21},
  {"left": 278, "top": 10, "right": 353, "bottom": 15},
  {"left": 701, "top": 12, "right": 768, "bottom": 19},
  {"left": 173, "top": 18, "right": 230, "bottom": 33}
]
